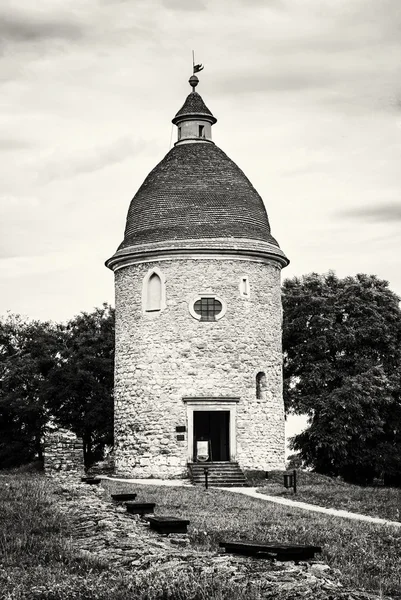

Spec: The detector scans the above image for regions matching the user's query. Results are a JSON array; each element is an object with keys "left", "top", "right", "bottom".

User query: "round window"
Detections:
[{"left": 190, "top": 296, "right": 226, "bottom": 322}]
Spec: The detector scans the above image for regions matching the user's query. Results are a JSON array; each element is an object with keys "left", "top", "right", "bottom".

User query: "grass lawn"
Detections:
[
  {"left": 0, "top": 472, "right": 273, "bottom": 600},
  {"left": 103, "top": 478, "right": 401, "bottom": 599},
  {"left": 1, "top": 472, "right": 401, "bottom": 599},
  {"left": 250, "top": 470, "right": 401, "bottom": 523}
]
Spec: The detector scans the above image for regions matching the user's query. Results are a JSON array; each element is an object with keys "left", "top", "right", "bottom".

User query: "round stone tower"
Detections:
[{"left": 106, "top": 74, "right": 289, "bottom": 478}]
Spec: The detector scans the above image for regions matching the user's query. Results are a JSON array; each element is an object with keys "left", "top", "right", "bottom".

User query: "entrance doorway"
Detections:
[{"left": 193, "top": 411, "right": 230, "bottom": 462}]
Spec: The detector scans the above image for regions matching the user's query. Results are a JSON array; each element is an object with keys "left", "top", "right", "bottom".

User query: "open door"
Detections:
[{"left": 193, "top": 411, "right": 230, "bottom": 461}]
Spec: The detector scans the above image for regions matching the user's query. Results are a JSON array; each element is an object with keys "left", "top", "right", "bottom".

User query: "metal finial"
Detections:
[{"left": 189, "top": 75, "right": 199, "bottom": 91}]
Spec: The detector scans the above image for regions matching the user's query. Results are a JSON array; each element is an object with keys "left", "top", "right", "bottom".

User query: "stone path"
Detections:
[
  {"left": 220, "top": 487, "right": 401, "bottom": 528},
  {"left": 50, "top": 477, "right": 386, "bottom": 600}
]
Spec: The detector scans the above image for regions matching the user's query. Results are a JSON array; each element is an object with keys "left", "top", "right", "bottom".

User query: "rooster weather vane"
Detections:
[{"left": 192, "top": 50, "right": 204, "bottom": 75}]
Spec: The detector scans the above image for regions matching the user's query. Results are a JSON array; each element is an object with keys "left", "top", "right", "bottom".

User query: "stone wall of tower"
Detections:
[{"left": 113, "top": 257, "right": 285, "bottom": 478}]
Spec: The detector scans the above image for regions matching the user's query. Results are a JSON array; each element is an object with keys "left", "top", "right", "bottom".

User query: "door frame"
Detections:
[{"left": 183, "top": 397, "right": 239, "bottom": 462}]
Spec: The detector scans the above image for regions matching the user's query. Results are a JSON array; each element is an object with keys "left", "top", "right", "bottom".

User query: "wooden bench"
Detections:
[
  {"left": 125, "top": 502, "right": 155, "bottom": 515},
  {"left": 111, "top": 493, "right": 137, "bottom": 502},
  {"left": 219, "top": 541, "right": 321, "bottom": 561},
  {"left": 147, "top": 516, "right": 190, "bottom": 534}
]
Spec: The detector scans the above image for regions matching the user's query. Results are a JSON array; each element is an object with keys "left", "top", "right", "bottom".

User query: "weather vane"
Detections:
[{"left": 192, "top": 50, "right": 204, "bottom": 75}]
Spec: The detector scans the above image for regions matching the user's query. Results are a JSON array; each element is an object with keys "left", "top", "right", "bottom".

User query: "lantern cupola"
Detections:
[{"left": 172, "top": 75, "right": 217, "bottom": 145}]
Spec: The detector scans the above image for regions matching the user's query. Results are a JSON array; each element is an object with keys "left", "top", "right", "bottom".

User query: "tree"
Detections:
[
  {"left": 283, "top": 272, "right": 401, "bottom": 484},
  {"left": 0, "top": 314, "right": 61, "bottom": 467},
  {"left": 43, "top": 304, "right": 114, "bottom": 466}
]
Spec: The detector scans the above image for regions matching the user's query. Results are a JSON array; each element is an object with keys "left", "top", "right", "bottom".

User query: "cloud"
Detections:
[
  {"left": 0, "top": 249, "right": 94, "bottom": 277},
  {"left": 42, "top": 137, "right": 145, "bottom": 182},
  {"left": 205, "top": 0, "right": 401, "bottom": 111},
  {"left": 0, "top": 138, "right": 31, "bottom": 151},
  {"left": 159, "top": 0, "right": 207, "bottom": 11},
  {"left": 214, "top": 69, "right": 341, "bottom": 95},
  {"left": 0, "top": 195, "right": 44, "bottom": 259},
  {"left": 0, "top": 247, "right": 20, "bottom": 259},
  {"left": 337, "top": 202, "right": 401, "bottom": 223},
  {"left": 0, "top": 8, "right": 83, "bottom": 44}
]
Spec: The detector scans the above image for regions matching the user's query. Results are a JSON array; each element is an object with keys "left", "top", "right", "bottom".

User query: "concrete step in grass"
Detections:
[
  {"left": 111, "top": 493, "right": 137, "bottom": 502},
  {"left": 125, "top": 502, "right": 156, "bottom": 515},
  {"left": 81, "top": 476, "right": 101, "bottom": 485},
  {"left": 220, "top": 541, "right": 322, "bottom": 561},
  {"left": 146, "top": 516, "right": 190, "bottom": 534}
]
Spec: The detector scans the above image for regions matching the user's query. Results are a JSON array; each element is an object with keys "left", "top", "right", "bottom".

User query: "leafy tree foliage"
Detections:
[
  {"left": 283, "top": 272, "right": 401, "bottom": 484},
  {"left": 0, "top": 305, "right": 114, "bottom": 469},
  {"left": 44, "top": 304, "right": 114, "bottom": 466},
  {"left": 0, "top": 315, "right": 61, "bottom": 467}
]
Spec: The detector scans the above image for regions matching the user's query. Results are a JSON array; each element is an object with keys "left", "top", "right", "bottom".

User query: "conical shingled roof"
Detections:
[
  {"left": 115, "top": 143, "right": 284, "bottom": 252},
  {"left": 106, "top": 87, "right": 288, "bottom": 269},
  {"left": 172, "top": 91, "right": 217, "bottom": 124}
]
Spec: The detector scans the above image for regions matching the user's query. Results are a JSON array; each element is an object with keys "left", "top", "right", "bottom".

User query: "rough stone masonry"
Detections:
[
  {"left": 44, "top": 428, "right": 84, "bottom": 477},
  {"left": 113, "top": 258, "right": 285, "bottom": 478},
  {"left": 106, "top": 74, "right": 289, "bottom": 479}
]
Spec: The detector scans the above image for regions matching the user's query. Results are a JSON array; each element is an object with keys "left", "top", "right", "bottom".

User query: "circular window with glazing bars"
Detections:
[{"left": 189, "top": 295, "right": 226, "bottom": 322}]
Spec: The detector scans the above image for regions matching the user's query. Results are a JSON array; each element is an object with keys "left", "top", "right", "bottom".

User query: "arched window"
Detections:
[
  {"left": 256, "top": 372, "right": 267, "bottom": 399},
  {"left": 147, "top": 273, "right": 161, "bottom": 311},
  {"left": 143, "top": 269, "right": 165, "bottom": 313}
]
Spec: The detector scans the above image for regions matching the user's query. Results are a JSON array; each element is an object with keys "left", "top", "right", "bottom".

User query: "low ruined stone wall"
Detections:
[{"left": 44, "top": 428, "right": 84, "bottom": 477}]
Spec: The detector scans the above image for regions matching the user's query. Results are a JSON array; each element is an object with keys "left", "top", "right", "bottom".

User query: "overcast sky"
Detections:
[{"left": 1, "top": 0, "right": 400, "bottom": 328}]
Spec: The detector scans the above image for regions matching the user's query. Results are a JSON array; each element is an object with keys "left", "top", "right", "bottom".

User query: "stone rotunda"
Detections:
[{"left": 106, "top": 74, "right": 289, "bottom": 480}]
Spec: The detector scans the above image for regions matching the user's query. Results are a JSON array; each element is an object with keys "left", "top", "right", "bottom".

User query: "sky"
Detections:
[
  {"left": 1, "top": 0, "right": 401, "bottom": 323},
  {"left": 1, "top": 1, "right": 400, "bottom": 440}
]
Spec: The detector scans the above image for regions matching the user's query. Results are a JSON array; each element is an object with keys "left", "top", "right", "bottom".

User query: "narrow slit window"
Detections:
[
  {"left": 240, "top": 276, "right": 250, "bottom": 297},
  {"left": 256, "top": 372, "right": 267, "bottom": 399},
  {"left": 198, "top": 125, "right": 205, "bottom": 138},
  {"left": 178, "top": 126, "right": 182, "bottom": 140}
]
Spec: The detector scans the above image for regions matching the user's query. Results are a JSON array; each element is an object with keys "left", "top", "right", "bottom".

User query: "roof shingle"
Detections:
[
  {"left": 117, "top": 142, "right": 282, "bottom": 252},
  {"left": 172, "top": 92, "right": 217, "bottom": 124}
]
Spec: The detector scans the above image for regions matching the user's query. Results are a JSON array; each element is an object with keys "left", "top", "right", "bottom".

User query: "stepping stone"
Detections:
[
  {"left": 111, "top": 493, "right": 137, "bottom": 502},
  {"left": 125, "top": 502, "right": 155, "bottom": 515},
  {"left": 147, "top": 516, "right": 190, "bottom": 534},
  {"left": 219, "top": 541, "right": 321, "bottom": 561},
  {"left": 81, "top": 477, "right": 101, "bottom": 485}
]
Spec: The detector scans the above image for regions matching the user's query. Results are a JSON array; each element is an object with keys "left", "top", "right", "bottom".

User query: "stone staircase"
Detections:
[{"left": 188, "top": 461, "right": 247, "bottom": 487}]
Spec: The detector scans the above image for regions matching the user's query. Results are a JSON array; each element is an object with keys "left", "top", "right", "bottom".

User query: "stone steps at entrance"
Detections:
[
  {"left": 192, "top": 474, "right": 245, "bottom": 478},
  {"left": 190, "top": 461, "right": 244, "bottom": 469},
  {"left": 188, "top": 461, "right": 247, "bottom": 487},
  {"left": 191, "top": 476, "right": 246, "bottom": 482}
]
